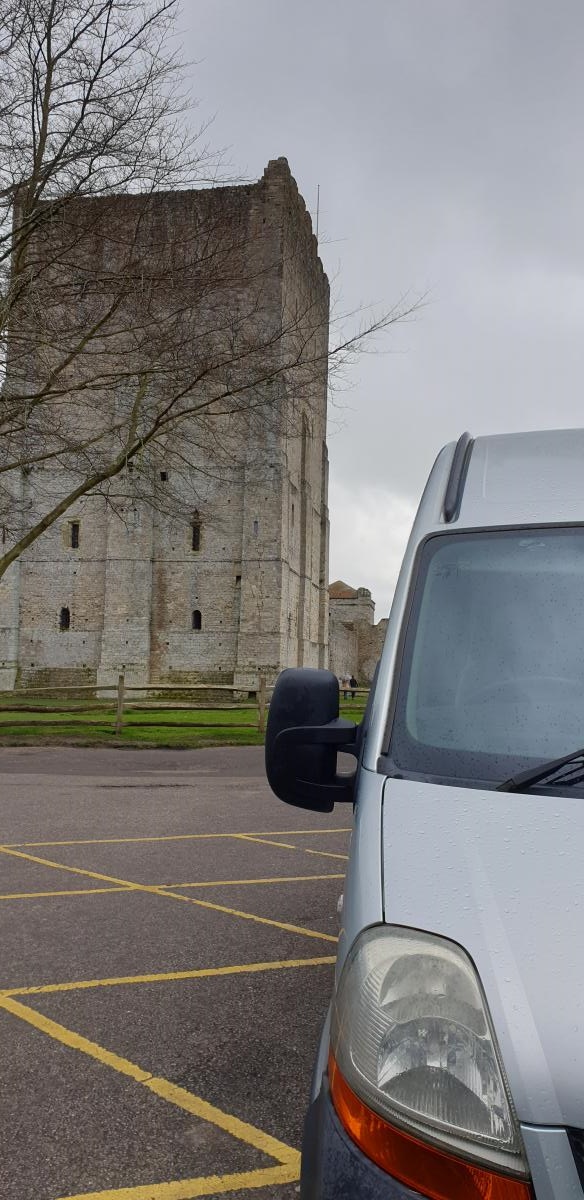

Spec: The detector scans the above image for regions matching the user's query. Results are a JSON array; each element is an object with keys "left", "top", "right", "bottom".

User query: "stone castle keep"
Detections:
[{"left": 0, "top": 160, "right": 332, "bottom": 690}]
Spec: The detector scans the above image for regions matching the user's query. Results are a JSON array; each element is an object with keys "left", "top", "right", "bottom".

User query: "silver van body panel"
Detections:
[
  {"left": 460, "top": 428, "right": 584, "bottom": 529},
  {"left": 336, "top": 766, "right": 385, "bottom": 978},
  {"left": 380, "top": 776, "right": 584, "bottom": 1128},
  {"left": 520, "top": 1127, "right": 583, "bottom": 1200}
]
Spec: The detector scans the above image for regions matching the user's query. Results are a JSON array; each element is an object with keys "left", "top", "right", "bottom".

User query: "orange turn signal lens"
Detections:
[{"left": 329, "top": 1053, "right": 533, "bottom": 1200}]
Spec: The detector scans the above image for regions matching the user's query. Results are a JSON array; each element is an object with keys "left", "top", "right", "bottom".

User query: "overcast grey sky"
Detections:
[{"left": 186, "top": 0, "right": 584, "bottom": 617}]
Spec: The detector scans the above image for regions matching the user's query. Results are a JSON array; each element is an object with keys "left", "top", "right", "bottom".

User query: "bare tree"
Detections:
[{"left": 0, "top": 0, "right": 418, "bottom": 584}]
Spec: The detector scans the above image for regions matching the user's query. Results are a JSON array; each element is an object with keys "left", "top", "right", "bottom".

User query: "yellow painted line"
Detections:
[
  {"left": 0, "top": 995, "right": 299, "bottom": 1169},
  {"left": 8, "top": 834, "right": 239, "bottom": 848},
  {"left": 305, "top": 849, "right": 350, "bottom": 861},
  {"left": 0, "top": 995, "right": 149, "bottom": 1081},
  {"left": 0, "top": 844, "right": 140, "bottom": 888},
  {"left": 231, "top": 834, "right": 298, "bottom": 849},
  {"left": 9, "top": 827, "right": 351, "bottom": 848},
  {"left": 0, "top": 846, "right": 337, "bottom": 944},
  {"left": 144, "top": 1077, "right": 299, "bottom": 1164},
  {"left": 274, "top": 828, "right": 350, "bottom": 836},
  {"left": 3, "top": 955, "right": 336, "bottom": 998},
  {"left": 58, "top": 1162, "right": 299, "bottom": 1200},
  {"left": 186, "top": 897, "right": 338, "bottom": 943},
  {"left": 0, "top": 873, "right": 345, "bottom": 901},
  {"left": 165, "top": 873, "right": 345, "bottom": 889},
  {"left": 0, "top": 886, "right": 131, "bottom": 901},
  {"left": 234, "top": 834, "right": 350, "bottom": 861}
]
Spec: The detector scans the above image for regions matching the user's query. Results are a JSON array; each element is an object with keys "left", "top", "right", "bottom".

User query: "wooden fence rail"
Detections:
[{"left": 0, "top": 676, "right": 370, "bottom": 736}]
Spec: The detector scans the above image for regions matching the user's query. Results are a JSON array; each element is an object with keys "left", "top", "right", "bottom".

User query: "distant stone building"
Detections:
[
  {"left": 328, "top": 580, "right": 388, "bottom": 686},
  {"left": 0, "top": 160, "right": 330, "bottom": 690}
]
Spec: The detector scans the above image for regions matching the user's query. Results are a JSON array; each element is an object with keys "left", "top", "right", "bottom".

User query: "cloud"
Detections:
[
  {"left": 328, "top": 478, "right": 416, "bottom": 619},
  {"left": 189, "top": 0, "right": 584, "bottom": 602}
]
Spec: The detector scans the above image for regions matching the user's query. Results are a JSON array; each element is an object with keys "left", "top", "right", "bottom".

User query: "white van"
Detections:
[{"left": 266, "top": 429, "right": 584, "bottom": 1200}]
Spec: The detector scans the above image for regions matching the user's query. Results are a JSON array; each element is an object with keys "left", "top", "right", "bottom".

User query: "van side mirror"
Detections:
[{"left": 265, "top": 668, "right": 359, "bottom": 812}]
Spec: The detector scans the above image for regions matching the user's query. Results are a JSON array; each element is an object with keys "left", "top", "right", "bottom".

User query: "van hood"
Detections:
[{"left": 382, "top": 778, "right": 584, "bottom": 1128}]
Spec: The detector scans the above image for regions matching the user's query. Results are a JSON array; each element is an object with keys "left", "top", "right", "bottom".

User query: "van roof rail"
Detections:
[{"left": 443, "top": 432, "right": 474, "bottom": 523}]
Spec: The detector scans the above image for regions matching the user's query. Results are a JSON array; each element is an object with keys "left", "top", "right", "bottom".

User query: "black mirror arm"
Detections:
[
  {"left": 274, "top": 718, "right": 359, "bottom": 757},
  {"left": 273, "top": 717, "right": 358, "bottom": 803}
]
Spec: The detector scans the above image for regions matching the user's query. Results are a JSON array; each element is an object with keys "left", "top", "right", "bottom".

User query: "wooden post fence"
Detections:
[
  {"left": 257, "top": 674, "right": 267, "bottom": 733},
  {"left": 115, "top": 673, "right": 125, "bottom": 735}
]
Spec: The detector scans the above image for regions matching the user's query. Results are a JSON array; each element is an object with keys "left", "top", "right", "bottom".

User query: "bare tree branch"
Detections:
[{"left": 0, "top": 0, "right": 421, "bottom": 586}]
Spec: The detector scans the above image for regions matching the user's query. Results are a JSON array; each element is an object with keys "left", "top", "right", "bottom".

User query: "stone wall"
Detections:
[
  {"left": 328, "top": 583, "right": 388, "bottom": 686},
  {"left": 356, "top": 616, "right": 389, "bottom": 685},
  {"left": 2, "top": 160, "right": 330, "bottom": 690}
]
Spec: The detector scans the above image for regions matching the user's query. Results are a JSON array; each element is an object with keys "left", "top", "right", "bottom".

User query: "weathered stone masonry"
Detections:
[
  {"left": 0, "top": 160, "right": 330, "bottom": 690},
  {"left": 328, "top": 581, "right": 388, "bottom": 686}
]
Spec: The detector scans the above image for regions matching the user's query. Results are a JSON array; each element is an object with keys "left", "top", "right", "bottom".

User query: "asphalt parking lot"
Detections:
[{"left": 0, "top": 746, "right": 351, "bottom": 1200}]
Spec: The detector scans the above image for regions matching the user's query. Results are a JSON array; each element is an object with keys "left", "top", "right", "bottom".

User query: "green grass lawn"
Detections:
[{"left": 0, "top": 699, "right": 367, "bottom": 748}]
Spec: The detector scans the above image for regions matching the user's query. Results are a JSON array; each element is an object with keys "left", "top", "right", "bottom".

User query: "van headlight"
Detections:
[{"left": 330, "top": 926, "right": 529, "bottom": 1181}]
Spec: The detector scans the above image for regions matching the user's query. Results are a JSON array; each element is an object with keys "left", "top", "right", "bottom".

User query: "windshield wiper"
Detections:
[{"left": 498, "top": 746, "right": 584, "bottom": 793}]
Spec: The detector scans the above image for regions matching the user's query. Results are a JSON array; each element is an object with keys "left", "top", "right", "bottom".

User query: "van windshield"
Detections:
[{"left": 388, "top": 528, "right": 584, "bottom": 786}]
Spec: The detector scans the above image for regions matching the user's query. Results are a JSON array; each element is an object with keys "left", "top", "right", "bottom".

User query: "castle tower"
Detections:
[{"left": 1, "top": 160, "right": 330, "bottom": 689}]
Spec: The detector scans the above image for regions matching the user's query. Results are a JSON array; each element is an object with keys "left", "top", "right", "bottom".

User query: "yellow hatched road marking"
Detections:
[
  {"left": 231, "top": 834, "right": 298, "bottom": 849},
  {"left": 9, "top": 828, "right": 351, "bottom": 849},
  {"left": 146, "top": 1078, "right": 298, "bottom": 1163},
  {"left": 2, "top": 955, "right": 336, "bottom": 998},
  {"left": 0, "top": 886, "right": 130, "bottom": 901},
  {"left": 0, "top": 995, "right": 299, "bottom": 1170},
  {"left": 185, "top": 897, "right": 337, "bottom": 943},
  {"left": 0, "top": 873, "right": 345, "bottom": 902},
  {"left": 0, "top": 845, "right": 139, "bottom": 888},
  {"left": 305, "top": 849, "right": 350, "bottom": 861},
  {"left": 57, "top": 1162, "right": 299, "bottom": 1200},
  {"left": 0, "top": 846, "right": 337, "bottom": 943},
  {"left": 167, "top": 872, "right": 345, "bottom": 889},
  {"left": 233, "top": 833, "right": 350, "bottom": 861}
]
